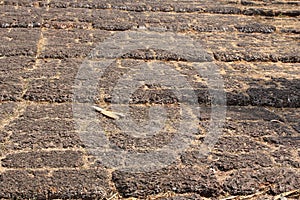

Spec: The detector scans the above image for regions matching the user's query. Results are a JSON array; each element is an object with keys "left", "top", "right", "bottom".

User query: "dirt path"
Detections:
[{"left": 0, "top": 0, "right": 299, "bottom": 199}]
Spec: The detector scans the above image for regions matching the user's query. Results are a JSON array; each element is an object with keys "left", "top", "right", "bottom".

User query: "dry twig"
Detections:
[{"left": 92, "top": 105, "right": 125, "bottom": 120}]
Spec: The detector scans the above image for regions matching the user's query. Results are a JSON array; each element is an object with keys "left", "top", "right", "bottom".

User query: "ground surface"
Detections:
[{"left": 0, "top": 0, "right": 299, "bottom": 199}]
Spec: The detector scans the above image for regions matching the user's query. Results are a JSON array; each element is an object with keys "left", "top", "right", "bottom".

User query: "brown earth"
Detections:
[{"left": 0, "top": 0, "right": 299, "bottom": 199}]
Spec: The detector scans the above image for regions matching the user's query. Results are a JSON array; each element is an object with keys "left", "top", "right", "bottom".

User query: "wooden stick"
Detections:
[{"left": 92, "top": 106, "right": 125, "bottom": 120}]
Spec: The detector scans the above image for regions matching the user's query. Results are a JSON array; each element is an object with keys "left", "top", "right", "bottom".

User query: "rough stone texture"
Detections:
[
  {"left": 2, "top": 104, "right": 83, "bottom": 151},
  {"left": 23, "top": 59, "right": 82, "bottom": 102},
  {"left": 213, "top": 152, "right": 274, "bottom": 171},
  {"left": 22, "top": 103, "right": 74, "bottom": 119},
  {"left": 0, "top": 102, "right": 17, "bottom": 143},
  {"left": 0, "top": 102, "right": 17, "bottom": 122},
  {"left": 0, "top": 5, "right": 42, "bottom": 28},
  {"left": 158, "top": 194, "right": 207, "bottom": 200},
  {"left": 271, "top": 147, "right": 300, "bottom": 168},
  {"left": 0, "top": 29, "right": 40, "bottom": 57},
  {"left": 214, "top": 136, "right": 270, "bottom": 153},
  {"left": 235, "top": 23, "right": 276, "bottom": 33},
  {"left": 112, "top": 166, "right": 221, "bottom": 198},
  {"left": 0, "top": 53, "right": 36, "bottom": 102},
  {"left": 0, "top": 168, "right": 110, "bottom": 199},
  {"left": 1, "top": 150, "right": 84, "bottom": 168},
  {"left": 0, "top": 0, "right": 299, "bottom": 199},
  {"left": 224, "top": 168, "right": 300, "bottom": 196},
  {"left": 39, "top": 29, "right": 111, "bottom": 59}
]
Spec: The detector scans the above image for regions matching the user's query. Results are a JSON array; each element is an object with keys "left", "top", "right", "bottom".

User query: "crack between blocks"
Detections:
[
  {"left": 20, "top": 17, "right": 47, "bottom": 101},
  {"left": 0, "top": 0, "right": 50, "bottom": 173}
]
